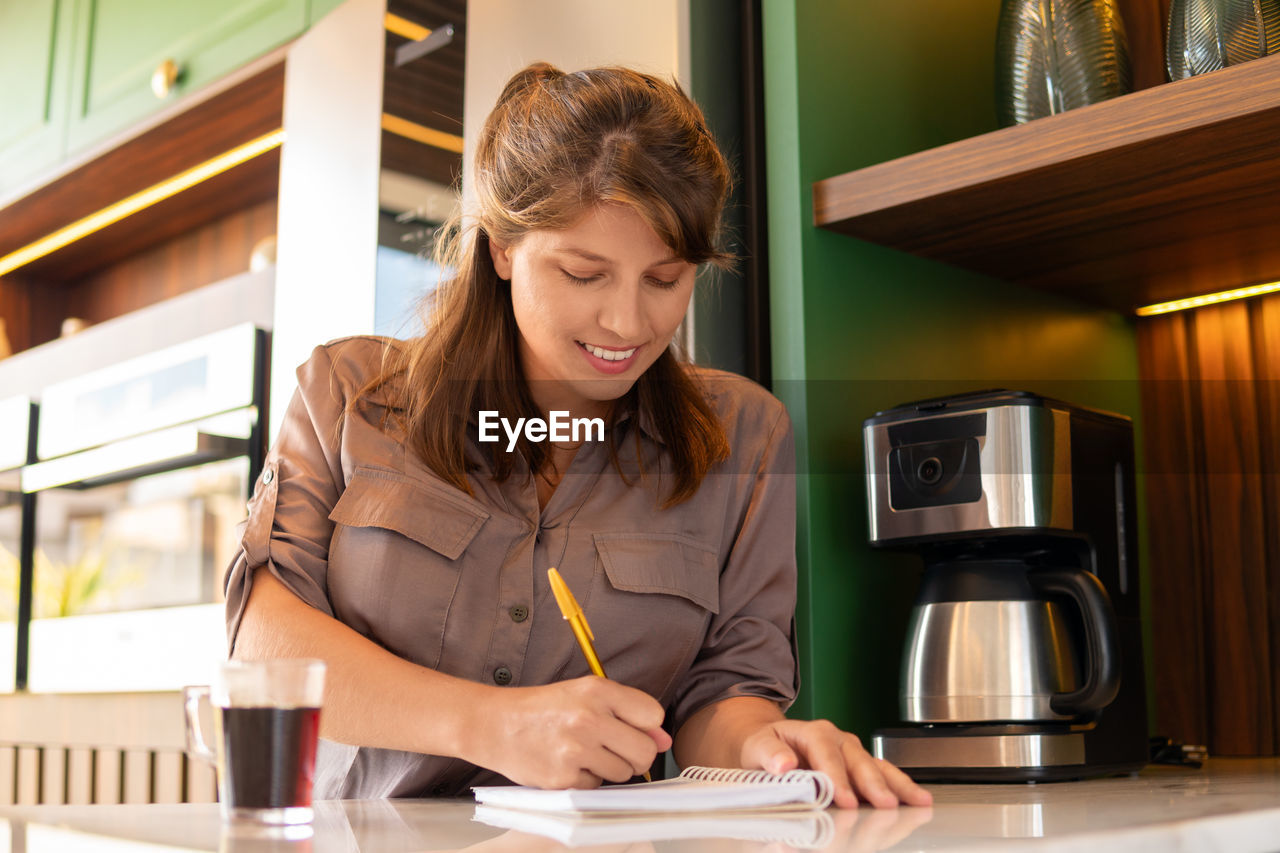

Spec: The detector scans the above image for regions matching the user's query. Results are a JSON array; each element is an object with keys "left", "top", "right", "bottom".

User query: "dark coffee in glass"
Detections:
[
  {"left": 185, "top": 659, "right": 326, "bottom": 825},
  {"left": 216, "top": 706, "right": 321, "bottom": 813}
]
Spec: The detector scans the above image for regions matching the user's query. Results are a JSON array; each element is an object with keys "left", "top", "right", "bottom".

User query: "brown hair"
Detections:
[{"left": 361, "top": 63, "right": 732, "bottom": 506}]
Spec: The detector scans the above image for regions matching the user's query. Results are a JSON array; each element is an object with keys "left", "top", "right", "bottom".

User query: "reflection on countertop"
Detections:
[{"left": 0, "top": 758, "right": 1278, "bottom": 852}]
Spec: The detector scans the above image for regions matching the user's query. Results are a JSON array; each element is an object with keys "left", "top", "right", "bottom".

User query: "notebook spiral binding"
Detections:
[{"left": 679, "top": 766, "right": 835, "bottom": 809}]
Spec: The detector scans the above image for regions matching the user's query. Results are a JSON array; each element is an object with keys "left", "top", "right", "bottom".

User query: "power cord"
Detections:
[{"left": 1149, "top": 736, "right": 1208, "bottom": 768}]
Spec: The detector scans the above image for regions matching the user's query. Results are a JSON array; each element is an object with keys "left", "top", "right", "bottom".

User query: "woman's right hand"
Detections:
[{"left": 466, "top": 675, "right": 672, "bottom": 789}]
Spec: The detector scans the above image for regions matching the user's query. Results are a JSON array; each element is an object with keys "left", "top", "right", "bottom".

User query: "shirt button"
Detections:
[
  {"left": 509, "top": 605, "right": 529, "bottom": 623},
  {"left": 493, "top": 666, "right": 513, "bottom": 686},
  {"left": 261, "top": 468, "right": 274, "bottom": 484}
]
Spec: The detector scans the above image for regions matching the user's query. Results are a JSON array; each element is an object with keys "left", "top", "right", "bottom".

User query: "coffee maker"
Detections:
[{"left": 863, "top": 390, "right": 1147, "bottom": 782}]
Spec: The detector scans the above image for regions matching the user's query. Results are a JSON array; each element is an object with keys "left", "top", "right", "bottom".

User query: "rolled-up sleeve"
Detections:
[
  {"left": 668, "top": 403, "right": 799, "bottom": 737},
  {"left": 225, "top": 344, "right": 347, "bottom": 654}
]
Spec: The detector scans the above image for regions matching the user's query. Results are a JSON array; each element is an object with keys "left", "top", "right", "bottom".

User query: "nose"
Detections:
[{"left": 596, "top": 279, "right": 646, "bottom": 343}]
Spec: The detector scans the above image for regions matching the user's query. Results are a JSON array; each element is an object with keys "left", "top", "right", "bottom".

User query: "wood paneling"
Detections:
[
  {"left": 0, "top": 745, "right": 14, "bottom": 804},
  {"left": 1138, "top": 311, "right": 1208, "bottom": 745},
  {"left": 382, "top": 0, "right": 465, "bottom": 189},
  {"left": 4, "top": 200, "right": 275, "bottom": 352},
  {"left": 0, "top": 276, "right": 34, "bottom": 353},
  {"left": 68, "top": 199, "right": 277, "bottom": 326},
  {"left": 1116, "top": 0, "right": 1173, "bottom": 92},
  {"left": 1138, "top": 292, "right": 1280, "bottom": 756},
  {"left": 813, "top": 53, "right": 1280, "bottom": 313},
  {"left": 0, "top": 744, "right": 195, "bottom": 805},
  {"left": 122, "top": 749, "right": 152, "bottom": 804},
  {"left": 93, "top": 748, "right": 122, "bottom": 805},
  {"left": 41, "top": 745, "right": 66, "bottom": 806},
  {"left": 16, "top": 746, "right": 39, "bottom": 804},
  {"left": 66, "top": 747, "right": 93, "bottom": 805}
]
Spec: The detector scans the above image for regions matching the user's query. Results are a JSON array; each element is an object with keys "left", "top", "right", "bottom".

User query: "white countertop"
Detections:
[{"left": 0, "top": 758, "right": 1277, "bottom": 852}]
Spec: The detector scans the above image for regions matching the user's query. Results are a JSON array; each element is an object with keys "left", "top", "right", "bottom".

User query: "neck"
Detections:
[{"left": 527, "top": 386, "right": 611, "bottom": 424}]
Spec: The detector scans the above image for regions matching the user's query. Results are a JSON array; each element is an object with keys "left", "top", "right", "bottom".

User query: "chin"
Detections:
[{"left": 575, "top": 377, "right": 639, "bottom": 403}]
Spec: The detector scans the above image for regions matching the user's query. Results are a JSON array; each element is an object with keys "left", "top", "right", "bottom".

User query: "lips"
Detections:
[{"left": 576, "top": 340, "right": 641, "bottom": 375}]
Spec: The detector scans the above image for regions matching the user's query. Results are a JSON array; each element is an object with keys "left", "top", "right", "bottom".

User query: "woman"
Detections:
[{"left": 226, "top": 63, "right": 930, "bottom": 809}]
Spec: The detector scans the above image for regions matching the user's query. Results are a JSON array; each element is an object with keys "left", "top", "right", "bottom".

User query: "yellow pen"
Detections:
[
  {"left": 547, "top": 567, "right": 652, "bottom": 782},
  {"left": 548, "top": 567, "right": 606, "bottom": 678}
]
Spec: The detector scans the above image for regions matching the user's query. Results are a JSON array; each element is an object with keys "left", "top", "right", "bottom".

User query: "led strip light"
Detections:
[
  {"left": 0, "top": 129, "right": 285, "bottom": 278},
  {"left": 1135, "top": 281, "right": 1280, "bottom": 316}
]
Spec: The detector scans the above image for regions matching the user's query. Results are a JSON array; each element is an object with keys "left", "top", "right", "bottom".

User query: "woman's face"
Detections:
[{"left": 490, "top": 203, "right": 697, "bottom": 417}]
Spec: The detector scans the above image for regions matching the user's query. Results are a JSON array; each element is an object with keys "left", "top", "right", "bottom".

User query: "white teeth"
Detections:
[{"left": 583, "top": 343, "right": 636, "bottom": 361}]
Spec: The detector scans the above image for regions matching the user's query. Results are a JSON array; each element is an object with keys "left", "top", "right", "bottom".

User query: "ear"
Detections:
[{"left": 488, "top": 236, "right": 513, "bottom": 281}]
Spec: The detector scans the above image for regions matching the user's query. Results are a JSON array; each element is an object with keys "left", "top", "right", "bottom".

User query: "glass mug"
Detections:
[{"left": 185, "top": 659, "right": 326, "bottom": 824}]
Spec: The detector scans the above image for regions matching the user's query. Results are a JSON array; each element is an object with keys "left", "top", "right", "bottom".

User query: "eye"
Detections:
[
  {"left": 647, "top": 276, "right": 680, "bottom": 290},
  {"left": 560, "top": 269, "right": 602, "bottom": 285}
]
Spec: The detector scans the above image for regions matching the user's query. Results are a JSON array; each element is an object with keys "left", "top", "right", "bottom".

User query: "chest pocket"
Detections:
[
  {"left": 328, "top": 466, "right": 489, "bottom": 669},
  {"left": 589, "top": 532, "right": 720, "bottom": 700}
]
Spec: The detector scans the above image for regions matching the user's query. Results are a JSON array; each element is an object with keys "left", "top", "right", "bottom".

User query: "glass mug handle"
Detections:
[{"left": 182, "top": 685, "right": 216, "bottom": 764}]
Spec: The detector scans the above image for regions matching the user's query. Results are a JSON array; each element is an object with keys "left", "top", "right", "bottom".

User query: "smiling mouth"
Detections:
[{"left": 578, "top": 341, "right": 638, "bottom": 361}]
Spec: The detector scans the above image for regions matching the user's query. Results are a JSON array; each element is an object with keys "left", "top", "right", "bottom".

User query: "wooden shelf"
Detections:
[{"left": 813, "top": 53, "right": 1280, "bottom": 312}]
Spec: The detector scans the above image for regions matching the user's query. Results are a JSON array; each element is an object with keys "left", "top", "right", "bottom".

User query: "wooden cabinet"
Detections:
[
  {"left": 0, "top": 60, "right": 285, "bottom": 353},
  {"left": 0, "top": 0, "right": 76, "bottom": 197},
  {"left": 63, "top": 0, "right": 306, "bottom": 156}
]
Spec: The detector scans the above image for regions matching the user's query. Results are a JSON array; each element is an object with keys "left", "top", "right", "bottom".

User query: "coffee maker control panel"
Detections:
[{"left": 865, "top": 395, "right": 1074, "bottom": 544}]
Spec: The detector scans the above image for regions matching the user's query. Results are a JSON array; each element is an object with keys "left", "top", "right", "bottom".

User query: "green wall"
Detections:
[{"left": 762, "top": 0, "right": 1147, "bottom": 734}]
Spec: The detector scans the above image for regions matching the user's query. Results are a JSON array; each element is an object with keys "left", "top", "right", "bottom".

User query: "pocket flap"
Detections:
[
  {"left": 593, "top": 533, "right": 720, "bottom": 614},
  {"left": 330, "top": 466, "right": 489, "bottom": 560}
]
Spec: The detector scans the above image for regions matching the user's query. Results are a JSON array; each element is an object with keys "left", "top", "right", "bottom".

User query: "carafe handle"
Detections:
[{"left": 1030, "top": 567, "right": 1121, "bottom": 716}]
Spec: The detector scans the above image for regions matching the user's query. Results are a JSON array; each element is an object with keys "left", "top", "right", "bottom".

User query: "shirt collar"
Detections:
[{"left": 611, "top": 403, "right": 666, "bottom": 447}]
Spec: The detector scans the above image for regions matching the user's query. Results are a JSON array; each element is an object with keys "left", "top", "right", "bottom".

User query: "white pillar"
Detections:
[{"left": 271, "top": 0, "right": 385, "bottom": 442}]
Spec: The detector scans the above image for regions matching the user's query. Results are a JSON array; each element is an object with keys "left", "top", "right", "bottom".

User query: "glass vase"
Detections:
[
  {"left": 1166, "top": 0, "right": 1280, "bottom": 80},
  {"left": 996, "top": 0, "right": 1132, "bottom": 126}
]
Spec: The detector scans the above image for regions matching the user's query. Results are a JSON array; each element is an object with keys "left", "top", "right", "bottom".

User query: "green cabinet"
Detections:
[
  {"left": 0, "top": 0, "right": 77, "bottom": 197},
  {"left": 63, "top": 0, "right": 307, "bottom": 156}
]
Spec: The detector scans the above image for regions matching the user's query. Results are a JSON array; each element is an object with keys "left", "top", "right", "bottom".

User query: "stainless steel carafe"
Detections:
[{"left": 902, "top": 561, "right": 1120, "bottom": 724}]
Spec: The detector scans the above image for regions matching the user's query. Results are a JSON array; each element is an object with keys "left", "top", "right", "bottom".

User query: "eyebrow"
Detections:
[{"left": 555, "top": 248, "right": 684, "bottom": 266}]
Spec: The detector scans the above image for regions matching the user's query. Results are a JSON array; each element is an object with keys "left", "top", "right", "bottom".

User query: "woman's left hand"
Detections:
[{"left": 739, "top": 718, "right": 932, "bottom": 809}]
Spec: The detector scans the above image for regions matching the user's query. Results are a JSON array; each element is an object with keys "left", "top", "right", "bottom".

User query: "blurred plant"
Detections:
[
  {"left": 34, "top": 548, "right": 142, "bottom": 618},
  {"left": 0, "top": 544, "right": 145, "bottom": 620}
]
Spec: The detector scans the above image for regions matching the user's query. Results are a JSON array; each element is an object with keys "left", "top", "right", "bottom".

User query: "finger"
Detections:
[
  {"left": 794, "top": 731, "right": 861, "bottom": 809},
  {"left": 570, "top": 770, "right": 604, "bottom": 789},
  {"left": 842, "top": 738, "right": 897, "bottom": 809},
  {"left": 876, "top": 757, "right": 932, "bottom": 806},
  {"left": 596, "top": 716, "right": 662, "bottom": 777},
  {"left": 582, "top": 743, "right": 640, "bottom": 784},
  {"left": 645, "top": 727, "right": 673, "bottom": 752},
  {"left": 593, "top": 679, "right": 667, "bottom": 733},
  {"left": 740, "top": 728, "right": 799, "bottom": 776}
]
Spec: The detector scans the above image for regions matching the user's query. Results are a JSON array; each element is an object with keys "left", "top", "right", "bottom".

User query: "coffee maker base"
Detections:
[{"left": 872, "top": 726, "right": 1147, "bottom": 783}]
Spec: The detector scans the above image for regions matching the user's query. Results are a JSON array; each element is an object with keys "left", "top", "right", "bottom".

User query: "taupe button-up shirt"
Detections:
[{"left": 225, "top": 336, "right": 798, "bottom": 798}]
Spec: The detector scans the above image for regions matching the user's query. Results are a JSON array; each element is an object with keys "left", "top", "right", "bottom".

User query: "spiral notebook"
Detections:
[
  {"left": 471, "top": 766, "right": 834, "bottom": 815},
  {"left": 473, "top": 804, "right": 837, "bottom": 848}
]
